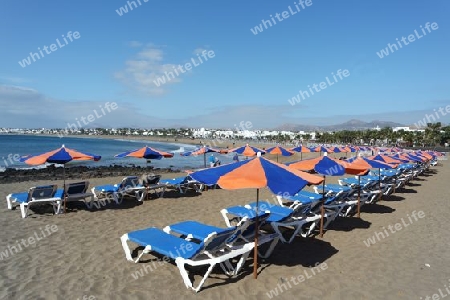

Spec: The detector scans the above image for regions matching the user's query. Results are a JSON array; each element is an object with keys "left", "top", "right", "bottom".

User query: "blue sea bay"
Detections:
[{"left": 0, "top": 135, "right": 234, "bottom": 171}]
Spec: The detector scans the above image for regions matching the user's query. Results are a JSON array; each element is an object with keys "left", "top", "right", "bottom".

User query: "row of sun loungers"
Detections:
[
  {"left": 5, "top": 157, "right": 438, "bottom": 291},
  {"left": 6, "top": 181, "right": 94, "bottom": 218},
  {"left": 121, "top": 209, "right": 282, "bottom": 292},
  {"left": 5, "top": 174, "right": 204, "bottom": 218}
]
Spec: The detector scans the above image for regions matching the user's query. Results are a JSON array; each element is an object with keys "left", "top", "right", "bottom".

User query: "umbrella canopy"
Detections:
[
  {"left": 289, "top": 145, "right": 311, "bottom": 161},
  {"left": 181, "top": 146, "right": 227, "bottom": 168},
  {"left": 20, "top": 144, "right": 101, "bottom": 212},
  {"left": 190, "top": 155, "right": 324, "bottom": 279},
  {"left": 357, "top": 155, "right": 402, "bottom": 203},
  {"left": 345, "top": 157, "right": 395, "bottom": 217},
  {"left": 290, "top": 145, "right": 312, "bottom": 153},
  {"left": 418, "top": 151, "right": 435, "bottom": 159},
  {"left": 265, "top": 146, "right": 294, "bottom": 162},
  {"left": 228, "top": 144, "right": 266, "bottom": 157},
  {"left": 311, "top": 146, "right": 331, "bottom": 156},
  {"left": 343, "top": 146, "right": 358, "bottom": 153},
  {"left": 20, "top": 144, "right": 101, "bottom": 165},
  {"left": 368, "top": 154, "right": 406, "bottom": 165},
  {"left": 287, "top": 156, "right": 368, "bottom": 175},
  {"left": 288, "top": 154, "right": 368, "bottom": 236},
  {"left": 190, "top": 156, "right": 323, "bottom": 195},
  {"left": 346, "top": 156, "right": 394, "bottom": 169},
  {"left": 115, "top": 146, "right": 174, "bottom": 160},
  {"left": 392, "top": 153, "right": 420, "bottom": 163},
  {"left": 21, "top": 145, "right": 101, "bottom": 165},
  {"left": 327, "top": 146, "right": 342, "bottom": 153}
]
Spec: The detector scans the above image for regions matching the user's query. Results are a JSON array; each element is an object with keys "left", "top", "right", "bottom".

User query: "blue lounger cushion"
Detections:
[
  {"left": 159, "top": 177, "right": 186, "bottom": 185},
  {"left": 128, "top": 227, "right": 202, "bottom": 260},
  {"left": 226, "top": 204, "right": 289, "bottom": 223},
  {"left": 286, "top": 195, "right": 314, "bottom": 205},
  {"left": 8, "top": 192, "right": 29, "bottom": 203},
  {"left": 296, "top": 190, "right": 323, "bottom": 200},
  {"left": 8, "top": 185, "right": 60, "bottom": 203},
  {"left": 325, "top": 184, "right": 351, "bottom": 191},
  {"left": 168, "top": 221, "right": 236, "bottom": 241},
  {"left": 93, "top": 184, "right": 119, "bottom": 193}
]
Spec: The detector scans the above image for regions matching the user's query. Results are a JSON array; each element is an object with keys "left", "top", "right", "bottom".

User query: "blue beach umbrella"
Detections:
[
  {"left": 180, "top": 146, "right": 227, "bottom": 168},
  {"left": 190, "top": 155, "right": 324, "bottom": 279},
  {"left": 115, "top": 146, "right": 174, "bottom": 160},
  {"left": 289, "top": 145, "right": 311, "bottom": 161},
  {"left": 228, "top": 144, "right": 266, "bottom": 158},
  {"left": 346, "top": 157, "right": 395, "bottom": 215},
  {"left": 289, "top": 154, "right": 368, "bottom": 236},
  {"left": 20, "top": 145, "right": 101, "bottom": 212},
  {"left": 265, "top": 146, "right": 294, "bottom": 162}
]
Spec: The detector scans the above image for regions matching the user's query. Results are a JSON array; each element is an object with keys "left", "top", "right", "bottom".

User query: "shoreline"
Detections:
[
  {"left": 0, "top": 164, "right": 184, "bottom": 184},
  {"left": 1, "top": 133, "right": 284, "bottom": 149}
]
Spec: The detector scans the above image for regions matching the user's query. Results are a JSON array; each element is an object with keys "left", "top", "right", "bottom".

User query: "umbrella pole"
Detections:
[
  {"left": 320, "top": 176, "right": 325, "bottom": 238},
  {"left": 253, "top": 189, "right": 259, "bottom": 279},
  {"left": 276, "top": 154, "right": 278, "bottom": 163},
  {"left": 378, "top": 168, "right": 382, "bottom": 202},
  {"left": 357, "top": 175, "right": 361, "bottom": 218},
  {"left": 301, "top": 152, "right": 302, "bottom": 161},
  {"left": 63, "top": 165, "right": 67, "bottom": 214},
  {"left": 203, "top": 153, "right": 206, "bottom": 168}
]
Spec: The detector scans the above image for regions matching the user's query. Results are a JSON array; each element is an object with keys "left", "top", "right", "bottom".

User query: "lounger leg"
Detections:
[
  {"left": 120, "top": 234, "right": 134, "bottom": 262},
  {"left": 159, "top": 186, "right": 166, "bottom": 198},
  {"left": 20, "top": 203, "right": 28, "bottom": 218},
  {"left": 301, "top": 221, "right": 317, "bottom": 238},
  {"left": 260, "top": 236, "right": 280, "bottom": 259},
  {"left": 231, "top": 251, "right": 252, "bottom": 275},
  {"left": 271, "top": 220, "right": 306, "bottom": 244},
  {"left": 220, "top": 209, "right": 233, "bottom": 227},
  {"left": 176, "top": 259, "right": 215, "bottom": 292},
  {"left": 91, "top": 187, "right": 98, "bottom": 200},
  {"left": 135, "top": 190, "right": 146, "bottom": 202},
  {"left": 113, "top": 192, "right": 123, "bottom": 205},
  {"left": 53, "top": 200, "right": 62, "bottom": 215},
  {"left": 6, "top": 195, "right": 13, "bottom": 210},
  {"left": 120, "top": 234, "right": 153, "bottom": 263},
  {"left": 84, "top": 195, "right": 95, "bottom": 209},
  {"left": 219, "top": 260, "right": 236, "bottom": 276},
  {"left": 175, "top": 259, "right": 195, "bottom": 290}
]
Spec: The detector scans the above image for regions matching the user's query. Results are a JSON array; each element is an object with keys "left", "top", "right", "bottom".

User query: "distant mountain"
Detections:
[{"left": 275, "top": 119, "right": 405, "bottom": 132}]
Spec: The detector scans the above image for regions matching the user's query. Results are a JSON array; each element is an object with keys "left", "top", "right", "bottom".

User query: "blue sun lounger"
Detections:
[
  {"left": 221, "top": 201, "right": 316, "bottom": 243},
  {"left": 56, "top": 181, "right": 96, "bottom": 210},
  {"left": 120, "top": 225, "right": 255, "bottom": 292},
  {"left": 159, "top": 176, "right": 203, "bottom": 194},
  {"left": 6, "top": 185, "right": 62, "bottom": 218},
  {"left": 91, "top": 176, "right": 158, "bottom": 204},
  {"left": 164, "top": 211, "right": 279, "bottom": 259}
]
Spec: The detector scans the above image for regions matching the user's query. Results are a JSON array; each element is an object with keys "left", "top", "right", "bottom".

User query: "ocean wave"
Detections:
[{"left": 0, "top": 163, "right": 62, "bottom": 172}]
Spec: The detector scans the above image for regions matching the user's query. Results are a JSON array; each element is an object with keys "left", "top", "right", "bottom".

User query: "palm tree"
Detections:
[{"left": 425, "top": 122, "right": 441, "bottom": 146}]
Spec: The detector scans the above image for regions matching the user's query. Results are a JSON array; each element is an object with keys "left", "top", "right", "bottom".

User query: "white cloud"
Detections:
[
  {"left": 127, "top": 41, "right": 143, "bottom": 48},
  {"left": 0, "top": 85, "right": 167, "bottom": 128},
  {"left": 1, "top": 85, "right": 446, "bottom": 129},
  {"left": 115, "top": 44, "right": 210, "bottom": 96},
  {"left": 0, "top": 76, "right": 31, "bottom": 84}
]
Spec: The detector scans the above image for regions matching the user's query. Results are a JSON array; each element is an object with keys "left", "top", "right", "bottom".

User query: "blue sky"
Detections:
[{"left": 1, "top": 0, "right": 449, "bottom": 129}]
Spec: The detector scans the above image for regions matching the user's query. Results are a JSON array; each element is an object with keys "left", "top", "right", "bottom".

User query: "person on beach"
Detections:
[{"left": 209, "top": 154, "right": 215, "bottom": 167}]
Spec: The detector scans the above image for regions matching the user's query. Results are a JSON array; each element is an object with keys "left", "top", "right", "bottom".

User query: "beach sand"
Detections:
[{"left": 0, "top": 158, "right": 449, "bottom": 300}]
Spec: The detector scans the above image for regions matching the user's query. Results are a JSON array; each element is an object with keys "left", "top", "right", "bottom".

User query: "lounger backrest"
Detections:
[
  {"left": 65, "top": 181, "right": 89, "bottom": 195},
  {"left": 234, "top": 211, "right": 271, "bottom": 242},
  {"left": 120, "top": 176, "right": 140, "bottom": 190},
  {"left": 202, "top": 228, "right": 239, "bottom": 254},
  {"left": 29, "top": 185, "right": 58, "bottom": 202},
  {"left": 140, "top": 174, "right": 161, "bottom": 186}
]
